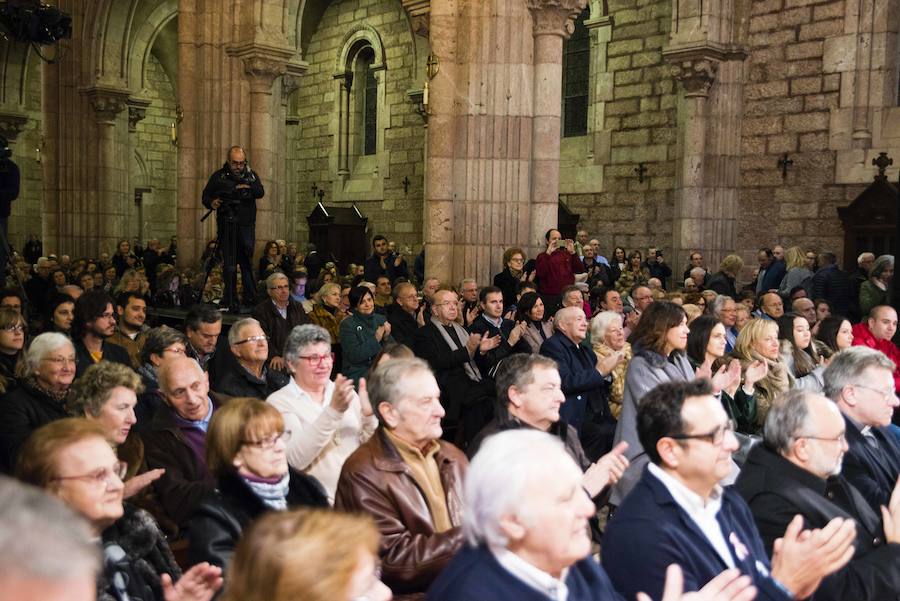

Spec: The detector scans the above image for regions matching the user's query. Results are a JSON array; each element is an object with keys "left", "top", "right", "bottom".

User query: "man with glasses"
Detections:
[
  {"left": 603, "top": 379, "right": 857, "bottom": 601},
  {"left": 824, "top": 346, "right": 900, "bottom": 513},
  {"left": 252, "top": 272, "right": 308, "bottom": 372},
  {"left": 735, "top": 389, "right": 900, "bottom": 600},
  {"left": 213, "top": 318, "right": 287, "bottom": 399},
  {"left": 71, "top": 289, "right": 132, "bottom": 378}
]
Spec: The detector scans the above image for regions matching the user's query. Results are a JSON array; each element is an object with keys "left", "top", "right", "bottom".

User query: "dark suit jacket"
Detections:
[
  {"left": 602, "top": 466, "right": 792, "bottom": 601},
  {"left": 363, "top": 253, "right": 409, "bottom": 284},
  {"left": 735, "top": 443, "right": 900, "bottom": 600},
  {"left": 251, "top": 298, "right": 308, "bottom": 360},
  {"left": 811, "top": 265, "right": 853, "bottom": 317},
  {"left": 386, "top": 303, "right": 420, "bottom": 348},
  {"left": 427, "top": 544, "right": 625, "bottom": 601},
  {"left": 841, "top": 413, "right": 900, "bottom": 513},
  {"left": 468, "top": 315, "right": 531, "bottom": 379},
  {"left": 760, "top": 259, "right": 786, "bottom": 292},
  {"left": 539, "top": 332, "right": 611, "bottom": 434},
  {"left": 211, "top": 363, "right": 288, "bottom": 399},
  {"left": 74, "top": 339, "right": 134, "bottom": 378}
]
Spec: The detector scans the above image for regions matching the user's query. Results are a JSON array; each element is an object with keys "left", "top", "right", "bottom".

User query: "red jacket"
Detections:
[
  {"left": 535, "top": 249, "right": 585, "bottom": 296},
  {"left": 851, "top": 322, "right": 900, "bottom": 392}
]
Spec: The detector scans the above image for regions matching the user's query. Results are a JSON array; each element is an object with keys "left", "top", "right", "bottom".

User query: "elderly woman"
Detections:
[
  {"left": 223, "top": 509, "right": 391, "bottom": 601},
  {"left": 0, "top": 332, "right": 75, "bottom": 472},
  {"left": 186, "top": 397, "right": 328, "bottom": 571},
  {"left": 266, "top": 324, "right": 377, "bottom": 502},
  {"left": 859, "top": 254, "right": 893, "bottom": 319},
  {"left": 307, "top": 282, "right": 347, "bottom": 373},
  {"left": 340, "top": 286, "right": 392, "bottom": 382},
  {"left": 731, "top": 318, "right": 792, "bottom": 431},
  {"left": 589, "top": 311, "right": 632, "bottom": 419},
  {"left": 16, "top": 418, "right": 223, "bottom": 601},
  {"left": 0, "top": 307, "right": 26, "bottom": 394},
  {"left": 135, "top": 326, "right": 189, "bottom": 425},
  {"left": 515, "top": 292, "right": 554, "bottom": 353},
  {"left": 706, "top": 254, "right": 744, "bottom": 298},
  {"left": 493, "top": 247, "right": 529, "bottom": 309}
]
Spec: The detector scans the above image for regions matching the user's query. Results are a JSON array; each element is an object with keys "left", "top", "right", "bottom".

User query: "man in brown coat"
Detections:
[
  {"left": 335, "top": 357, "right": 467, "bottom": 599},
  {"left": 251, "top": 272, "right": 307, "bottom": 371}
]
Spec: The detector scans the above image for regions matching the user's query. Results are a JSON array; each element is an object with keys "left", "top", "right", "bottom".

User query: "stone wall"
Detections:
[
  {"left": 290, "top": 0, "right": 424, "bottom": 257},
  {"left": 7, "top": 53, "right": 43, "bottom": 252}
]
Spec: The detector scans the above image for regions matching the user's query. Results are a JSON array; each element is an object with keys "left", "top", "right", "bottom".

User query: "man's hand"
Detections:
[
  {"left": 210, "top": 198, "right": 222, "bottom": 209},
  {"left": 881, "top": 477, "right": 900, "bottom": 544},
  {"left": 416, "top": 306, "right": 426, "bottom": 327},
  {"left": 269, "top": 355, "right": 286, "bottom": 371},
  {"left": 329, "top": 374, "right": 356, "bottom": 413},
  {"left": 478, "top": 334, "right": 501, "bottom": 353},
  {"left": 508, "top": 321, "right": 527, "bottom": 347},
  {"left": 582, "top": 442, "right": 629, "bottom": 497},
  {"left": 770, "top": 515, "right": 856, "bottom": 599},
  {"left": 466, "top": 305, "right": 480, "bottom": 325},
  {"left": 123, "top": 468, "right": 165, "bottom": 499},
  {"left": 161, "top": 563, "right": 223, "bottom": 601},
  {"left": 597, "top": 350, "right": 626, "bottom": 376},
  {"left": 637, "top": 565, "right": 757, "bottom": 601},
  {"left": 393, "top": 253, "right": 403, "bottom": 267},
  {"left": 465, "top": 332, "right": 482, "bottom": 355}
]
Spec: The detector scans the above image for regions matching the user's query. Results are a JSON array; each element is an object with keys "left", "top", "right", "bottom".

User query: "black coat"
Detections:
[
  {"left": 492, "top": 268, "right": 520, "bottom": 310},
  {"left": 363, "top": 252, "right": 409, "bottom": 284},
  {"left": 251, "top": 298, "right": 309, "bottom": 360},
  {"left": 211, "top": 363, "right": 287, "bottom": 399},
  {"left": 734, "top": 443, "right": 900, "bottom": 600},
  {"left": 706, "top": 271, "right": 737, "bottom": 297},
  {"left": 201, "top": 163, "right": 265, "bottom": 224},
  {"left": 0, "top": 159, "right": 20, "bottom": 218},
  {"left": 0, "top": 380, "right": 69, "bottom": 473},
  {"left": 811, "top": 265, "right": 853, "bottom": 317},
  {"left": 467, "top": 315, "right": 531, "bottom": 379},
  {"left": 841, "top": 414, "right": 900, "bottom": 514},
  {"left": 185, "top": 468, "right": 328, "bottom": 570},
  {"left": 73, "top": 339, "right": 133, "bottom": 378},
  {"left": 386, "top": 303, "right": 420, "bottom": 348}
]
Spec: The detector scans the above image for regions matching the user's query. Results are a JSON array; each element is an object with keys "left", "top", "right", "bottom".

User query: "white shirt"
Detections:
[
  {"left": 648, "top": 463, "right": 735, "bottom": 568},
  {"left": 266, "top": 377, "right": 377, "bottom": 503},
  {"left": 490, "top": 546, "right": 569, "bottom": 601}
]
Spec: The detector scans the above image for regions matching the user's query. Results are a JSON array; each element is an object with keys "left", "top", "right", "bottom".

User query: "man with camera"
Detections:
[{"left": 202, "top": 146, "right": 264, "bottom": 310}]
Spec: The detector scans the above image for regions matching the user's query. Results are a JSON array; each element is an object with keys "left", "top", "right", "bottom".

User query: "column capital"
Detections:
[
  {"left": 670, "top": 57, "right": 719, "bottom": 98},
  {"left": 226, "top": 43, "right": 295, "bottom": 93},
  {"left": 525, "top": 0, "right": 589, "bottom": 38},
  {"left": 126, "top": 97, "right": 151, "bottom": 132},
  {"left": 82, "top": 86, "right": 130, "bottom": 123},
  {"left": 0, "top": 111, "right": 29, "bottom": 141}
]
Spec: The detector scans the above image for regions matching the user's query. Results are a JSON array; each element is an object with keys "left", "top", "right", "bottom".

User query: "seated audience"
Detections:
[
  {"left": 514, "top": 291, "right": 554, "bottom": 353},
  {"left": 756, "top": 291, "right": 784, "bottom": 321},
  {"left": 251, "top": 272, "right": 308, "bottom": 371},
  {"left": 589, "top": 311, "right": 632, "bottom": 420},
  {"left": 107, "top": 290, "right": 148, "bottom": 368},
  {"left": 134, "top": 325, "right": 189, "bottom": 425},
  {"left": 851, "top": 305, "right": 900, "bottom": 392},
  {"left": 222, "top": 509, "right": 391, "bottom": 601},
  {"left": 0, "top": 307, "right": 25, "bottom": 394},
  {"left": 493, "top": 247, "right": 528, "bottom": 310},
  {"left": 340, "top": 286, "right": 392, "bottom": 382},
  {"left": 823, "top": 347, "right": 900, "bottom": 513},
  {"left": 186, "top": 397, "right": 328, "bottom": 571},
  {"left": 776, "top": 313, "right": 824, "bottom": 392},
  {"left": 602, "top": 379, "right": 857, "bottom": 601},
  {"left": 710, "top": 295, "right": 739, "bottom": 352},
  {"left": 468, "top": 285, "right": 530, "bottom": 379},
  {"left": 335, "top": 358, "right": 466, "bottom": 597},
  {"left": 731, "top": 318, "right": 792, "bottom": 432},
  {"left": 736, "top": 389, "right": 900, "bottom": 600},
  {"left": 72, "top": 290, "right": 132, "bottom": 377},
  {"left": 267, "top": 324, "right": 377, "bottom": 502},
  {"left": 816, "top": 315, "right": 854, "bottom": 356},
  {"left": 184, "top": 304, "right": 228, "bottom": 378},
  {"left": 386, "top": 281, "right": 423, "bottom": 347},
  {"left": 0, "top": 332, "right": 75, "bottom": 472},
  {"left": 306, "top": 282, "right": 347, "bottom": 373},
  {"left": 213, "top": 317, "right": 287, "bottom": 399}
]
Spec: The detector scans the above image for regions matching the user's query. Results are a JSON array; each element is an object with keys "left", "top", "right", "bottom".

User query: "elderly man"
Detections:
[
  {"left": 72, "top": 290, "right": 133, "bottom": 377},
  {"left": 458, "top": 278, "right": 479, "bottom": 327},
  {"left": 824, "top": 347, "right": 900, "bottom": 512},
  {"left": 689, "top": 266, "right": 707, "bottom": 291},
  {"left": 756, "top": 291, "right": 784, "bottom": 320},
  {"left": 602, "top": 379, "right": 857, "bottom": 601},
  {"left": 468, "top": 286, "right": 530, "bottom": 379},
  {"left": 631, "top": 284, "right": 654, "bottom": 314},
  {"left": 735, "top": 390, "right": 900, "bottom": 600},
  {"left": 414, "top": 288, "right": 497, "bottom": 446},
  {"left": 540, "top": 306, "right": 621, "bottom": 459},
  {"left": 387, "top": 281, "right": 423, "bottom": 347},
  {"left": 107, "top": 290, "right": 148, "bottom": 368},
  {"left": 251, "top": 272, "right": 308, "bottom": 370},
  {"left": 588, "top": 238, "right": 610, "bottom": 266},
  {"left": 336, "top": 358, "right": 466, "bottom": 597},
  {"left": 791, "top": 297, "right": 817, "bottom": 329},
  {"left": 430, "top": 430, "right": 757, "bottom": 601},
  {"left": 143, "top": 356, "right": 226, "bottom": 526},
  {"left": 851, "top": 305, "right": 900, "bottom": 392},
  {"left": 711, "top": 295, "right": 739, "bottom": 352},
  {"left": 683, "top": 251, "right": 708, "bottom": 283},
  {"left": 212, "top": 317, "right": 287, "bottom": 398}
]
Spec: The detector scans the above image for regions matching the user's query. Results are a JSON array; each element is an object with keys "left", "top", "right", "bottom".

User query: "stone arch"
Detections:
[
  {"left": 334, "top": 23, "right": 387, "bottom": 75},
  {"left": 0, "top": 41, "right": 32, "bottom": 108},
  {"left": 128, "top": 0, "right": 179, "bottom": 94}
]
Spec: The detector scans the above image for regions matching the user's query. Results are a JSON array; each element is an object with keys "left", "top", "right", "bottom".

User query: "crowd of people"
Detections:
[{"left": 1, "top": 228, "right": 899, "bottom": 601}]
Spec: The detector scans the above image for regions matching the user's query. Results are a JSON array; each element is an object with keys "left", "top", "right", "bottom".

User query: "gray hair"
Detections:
[
  {"left": 553, "top": 306, "right": 581, "bottom": 331},
  {"left": 24, "top": 333, "right": 74, "bottom": 377},
  {"left": 690, "top": 267, "right": 707, "bottom": 280},
  {"left": 367, "top": 357, "right": 432, "bottom": 425},
  {"left": 157, "top": 356, "right": 203, "bottom": 394},
  {"left": 228, "top": 317, "right": 261, "bottom": 346},
  {"left": 870, "top": 254, "right": 894, "bottom": 280},
  {"left": 283, "top": 324, "right": 332, "bottom": 363},
  {"left": 858, "top": 251, "right": 875, "bottom": 265},
  {"left": 709, "top": 294, "right": 733, "bottom": 318},
  {"left": 265, "top": 272, "right": 288, "bottom": 289},
  {"left": 590, "top": 311, "right": 623, "bottom": 342},
  {"left": 140, "top": 325, "right": 188, "bottom": 365},
  {"left": 494, "top": 354, "right": 559, "bottom": 407},
  {"left": 823, "top": 346, "right": 896, "bottom": 400},
  {"left": 463, "top": 430, "right": 572, "bottom": 547},
  {"left": 763, "top": 389, "right": 815, "bottom": 454},
  {"left": 0, "top": 476, "right": 99, "bottom": 581}
]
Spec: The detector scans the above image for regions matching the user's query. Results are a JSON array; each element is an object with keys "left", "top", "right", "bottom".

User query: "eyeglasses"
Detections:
[
  {"left": 670, "top": 419, "right": 736, "bottom": 447},
  {"left": 852, "top": 383, "right": 896, "bottom": 400},
  {"left": 2, "top": 324, "right": 25, "bottom": 333},
  {"left": 52, "top": 461, "right": 127, "bottom": 489},
  {"left": 795, "top": 431, "right": 846, "bottom": 445},
  {"left": 269, "top": 285, "right": 290, "bottom": 291},
  {"left": 234, "top": 335, "right": 268, "bottom": 345},
  {"left": 242, "top": 431, "right": 291, "bottom": 449},
  {"left": 164, "top": 346, "right": 186, "bottom": 355},
  {"left": 43, "top": 355, "right": 76, "bottom": 366},
  {"left": 99, "top": 312, "right": 116, "bottom": 319},
  {"left": 297, "top": 352, "right": 335, "bottom": 366}
]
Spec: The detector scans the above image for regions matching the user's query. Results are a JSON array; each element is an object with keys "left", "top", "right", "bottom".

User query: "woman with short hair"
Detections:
[
  {"left": 45, "top": 292, "right": 76, "bottom": 336},
  {"left": 339, "top": 286, "right": 392, "bottom": 382},
  {"left": 706, "top": 254, "right": 745, "bottom": 298},
  {"left": 307, "top": 282, "right": 347, "bottom": 373},
  {"left": 589, "top": 311, "right": 632, "bottom": 419},
  {"left": 186, "top": 397, "right": 328, "bottom": 571},
  {"left": 134, "top": 326, "right": 189, "bottom": 424}
]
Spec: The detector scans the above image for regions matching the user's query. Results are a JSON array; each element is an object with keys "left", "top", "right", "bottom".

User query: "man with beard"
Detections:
[
  {"left": 107, "top": 291, "right": 148, "bottom": 368},
  {"left": 72, "top": 290, "right": 132, "bottom": 378}
]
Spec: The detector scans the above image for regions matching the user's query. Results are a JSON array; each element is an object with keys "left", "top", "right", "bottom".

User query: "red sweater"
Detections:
[
  {"left": 851, "top": 322, "right": 900, "bottom": 392},
  {"left": 535, "top": 249, "right": 585, "bottom": 296}
]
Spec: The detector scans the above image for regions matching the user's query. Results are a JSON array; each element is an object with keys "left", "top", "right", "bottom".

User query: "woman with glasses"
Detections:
[
  {"left": 0, "top": 307, "right": 26, "bottom": 394},
  {"left": 16, "top": 418, "right": 224, "bottom": 601},
  {"left": 340, "top": 286, "right": 392, "bottom": 383},
  {"left": 186, "top": 397, "right": 328, "bottom": 572},
  {"left": 0, "top": 332, "right": 75, "bottom": 473},
  {"left": 493, "top": 247, "right": 531, "bottom": 310},
  {"left": 307, "top": 282, "right": 347, "bottom": 374},
  {"left": 266, "top": 324, "right": 377, "bottom": 502}
]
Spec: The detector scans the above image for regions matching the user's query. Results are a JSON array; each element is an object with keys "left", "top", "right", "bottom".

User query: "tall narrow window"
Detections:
[
  {"left": 562, "top": 10, "right": 589, "bottom": 137},
  {"left": 358, "top": 47, "right": 378, "bottom": 156}
]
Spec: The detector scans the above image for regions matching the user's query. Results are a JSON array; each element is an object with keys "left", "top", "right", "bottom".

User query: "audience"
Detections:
[
  {"left": 340, "top": 286, "right": 392, "bottom": 382},
  {"left": 776, "top": 313, "right": 824, "bottom": 391},
  {"left": 251, "top": 272, "right": 309, "bottom": 371},
  {"left": 514, "top": 291, "right": 554, "bottom": 353},
  {"left": 468, "top": 285, "right": 530, "bottom": 379},
  {"left": 589, "top": 311, "right": 632, "bottom": 420},
  {"left": 386, "top": 281, "right": 423, "bottom": 347},
  {"left": 72, "top": 290, "right": 132, "bottom": 377},
  {"left": 0, "top": 306, "right": 25, "bottom": 393},
  {"left": 107, "top": 291, "right": 148, "bottom": 368},
  {"left": 306, "top": 282, "right": 347, "bottom": 372},
  {"left": 851, "top": 305, "right": 900, "bottom": 392},
  {"left": 731, "top": 318, "right": 792, "bottom": 432},
  {"left": 214, "top": 318, "right": 287, "bottom": 398}
]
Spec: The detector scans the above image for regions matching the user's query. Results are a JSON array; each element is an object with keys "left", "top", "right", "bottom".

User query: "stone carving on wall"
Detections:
[
  {"left": 525, "top": 0, "right": 590, "bottom": 38},
  {"left": 84, "top": 86, "right": 130, "bottom": 124},
  {"left": 0, "top": 112, "right": 29, "bottom": 141},
  {"left": 670, "top": 58, "right": 719, "bottom": 98},
  {"left": 127, "top": 98, "right": 151, "bottom": 132}
]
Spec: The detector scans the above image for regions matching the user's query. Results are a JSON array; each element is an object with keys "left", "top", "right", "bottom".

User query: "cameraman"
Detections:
[
  {"left": 0, "top": 136, "right": 20, "bottom": 281},
  {"left": 202, "top": 146, "right": 264, "bottom": 310}
]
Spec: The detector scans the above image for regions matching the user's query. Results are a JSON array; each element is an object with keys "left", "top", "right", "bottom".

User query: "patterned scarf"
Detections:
[{"left": 242, "top": 473, "right": 290, "bottom": 510}]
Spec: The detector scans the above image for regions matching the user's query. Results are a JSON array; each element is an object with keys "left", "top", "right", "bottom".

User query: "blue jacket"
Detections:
[
  {"left": 428, "top": 544, "right": 625, "bottom": 601},
  {"left": 539, "top": 332, "right": 611, "bottom": 433},
  {"left": 602, "top": 466, "right": 792, "bottom": 601}
]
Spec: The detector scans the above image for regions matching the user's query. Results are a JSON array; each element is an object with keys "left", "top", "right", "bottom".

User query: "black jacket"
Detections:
[
  {"left": 0, "top": 159, "right": 20, "bottom": 218},
  {"left": 251, "top": 298, "right": 308, "bottom": 360},
  {"left": 201, "top": 163, "right": 265, "bottom": 224},
  {"left": 735, "top": 443, "right": 900, "bottom": 600},
  {"left": 492, "top": 268, "right": 520, "bottom": 310},
  {"left": 185, "top": 468, "right": 328, "bottom": 570},
  {"left": 467, "top": 315, "right": 531, "bottom": 379},
  {"left": 0, "top": 380, "right": 69, "bottom": 473},
  {"left": 841, "top": 413, "right": 900, "bottom": 514},
  {"left": 706, "top": 271, "right": 737, "bottom": 297},
  {"left": 211, "top": 363, "right": 287, "bottom": 399},
  {"left": 363, "top": 252, "right": 408, "bottom": 284},
  {"left": 811, "top": 265, "right": 853, "bottom": 317},
  {"left": 74, "top": 339, "right": 134, "bottom": 378},
  {"left": 386, "top": 303, "right": 420, "bottom": 348}
]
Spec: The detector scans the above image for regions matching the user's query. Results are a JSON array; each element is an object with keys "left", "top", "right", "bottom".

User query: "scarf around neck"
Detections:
[
  {"left": 242, "top": 472, "right": 290, "bottom": 510},
  {"left": 431, "top": 316, "right": 481, "bottom": 382}
]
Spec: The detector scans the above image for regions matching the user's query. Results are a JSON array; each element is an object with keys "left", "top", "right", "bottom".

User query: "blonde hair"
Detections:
[
  {"left": 682, "top": 304, "right": 702, "bottom": 323},
  {"left": 15, "top": 418, "right": 109, "bottom": 490},
  {"left": 315, "top": 282, "right": 341, "bottom": 304},
  {"left": 222, "top": 509, "right": 380, "bottom": 601},
  {"left": 68, "top": 361, "right": 143, "bottom": 418},
  {"left": 719, "top": 254, "right": 744, "bottom": 278},
  {"left": 733, "top": 318, "right": 778, "bottom": 360},
  {"left": 784, "top": 246, "right": 806, "bottom": 270},
  {"left": 206, "top": 397, "right": 285, "bottom": 477}
]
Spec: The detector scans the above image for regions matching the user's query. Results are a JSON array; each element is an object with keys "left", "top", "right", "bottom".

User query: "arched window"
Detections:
[
  {"left": 354, "top": 46, "right": 378, "bottom": 156},
  {"left": 562, "top": 10, "right": 590, "bottom": 137}
]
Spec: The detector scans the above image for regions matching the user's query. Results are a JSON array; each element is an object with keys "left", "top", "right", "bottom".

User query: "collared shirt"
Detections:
[
  {"left": 272, "top": 299, "right": 288, "bottom": 320},
  {"left": 384, "top": 428, "right": 452, "bottom": 532},
  {"left": 648, "top": 463, "right": 734, "bottom": 568},
  {"left": 482, "top": 314, "right": 503, "bottom": 330},
  {"left": 172, "top": 399, "right": 214, "bottom": 433},
  {"left": 490, "top": 545, "right": 570, "bottom": 601}
]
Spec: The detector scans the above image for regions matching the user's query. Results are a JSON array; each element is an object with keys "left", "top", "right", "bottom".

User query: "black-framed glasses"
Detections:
[
  {"left": 242, "top": 431, "right": 291, "bottom": 449},
  {"left": 1, "top": 324, "right": 25, "bottom": 333},
  {"left": 669, "top": 419, "right": 736, "bottom": 447},
  {"left": 234, "top": 335, "right": 268, "bottom": 345}
]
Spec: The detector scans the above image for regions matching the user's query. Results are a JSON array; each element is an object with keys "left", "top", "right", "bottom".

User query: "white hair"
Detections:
[
  {"left": 228, "top": 317, "right": 261, "bottom": 346},
  {"left": 590, "top": 311, "right": 622, "bottom": 342},
  {"left": 24, "top": 333, "right": 74, "bottom": 377},
  {"left": 463, "top": 430, "right": 573, "bottom": 547},
  {"left": 690, "top": 267, "right": 706, "bottom": 279}
]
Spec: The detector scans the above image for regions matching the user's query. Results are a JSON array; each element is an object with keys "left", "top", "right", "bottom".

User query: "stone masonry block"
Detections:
[
  {"left": 608, "top": 56, "right": 632, "bottom": 71},
  {"left": 745, "top": 80, "right": 789, "bottom": 99},
  {"left": 615, "top": 70, "right": 644, "bottom": 85},
  {"left": 799, "top": 19, "right": 844, "bottom": 41},
  {"left": 616, "top": 83, "right": 654, "bottom": 98},
  {"left": 789, "top": 76, "right": 823, "bottom": 94},
  {"left": 632, "top": 51, "right": 662, "bottom": 67},
  {"left": 813, "top": 0, "right": 844, "bottom": 20},
  {"left": 767, "top": 133, "right": 798, "bottom": 153},
  {"left": 751, "top": 0, "right": 783, "bottom": 15},
  {"left": 780, "top": 7, "right": 812, "bottom": 26},
  {"left": 608, "top": 39, "right": 644, "bottom": 56},
  {"left": 743, "top": 116, "right": 783, "bottom": 135},
  {"left": 786, "top": 41, "right": 823, "bottom": 60},
  {"left": 749, "top": 13, "right": 780, "bottom": 32},
  {"left": 787, "top": 60, "right": 822, "bottom": 77}
]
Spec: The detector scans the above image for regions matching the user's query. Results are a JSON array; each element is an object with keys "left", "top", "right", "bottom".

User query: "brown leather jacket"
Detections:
[{"left": 334, "top": 428, "right": 467, "bottom": 598}]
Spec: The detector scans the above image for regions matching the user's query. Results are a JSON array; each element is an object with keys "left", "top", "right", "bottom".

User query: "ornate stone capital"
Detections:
[
  {"left": 126, "top": 97, "right": 151, "bottom": 132},
  {"left": 282, "top": 73, "right": 301, "bottom": 101},
  {"left": 525, "top": 0, "right": 589, "bottom": 38},
  {"left": 402, "top": 0, "right": 430, "bottom": 34},
  {"left": 671, "top": 58, "right": 718, "bottom": 98},
  {"left": 83, "top": 86, "right": 130, "bottom": 124},
  {"left": 227, "top": 43, "right": 295, "bottom": 94},
  {"left": 0, "top": 112, "right": 29, "bottom": 141}
]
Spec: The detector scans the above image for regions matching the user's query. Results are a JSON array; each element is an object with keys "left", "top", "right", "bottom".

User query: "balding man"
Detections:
[
  {"left": 142, "top": 356, "right": 227, "bottom": 526},
  {"left": 851, "top": 305, "right": 900, "bottom": 392},
  {"left": 736, "top": 390, "right": 900, "bottom": 600},
  {"left": 540, "top": 306, "right": 622, "bottom": 459},
  {"left": 757, "top": 291, "right": 784, "bottom": 320},
  {"left": 792, "top": 297, "right": 817, "bottom": 329},
  {"left": 386, "top": 281, "right": 423, "bottom": 347}
]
